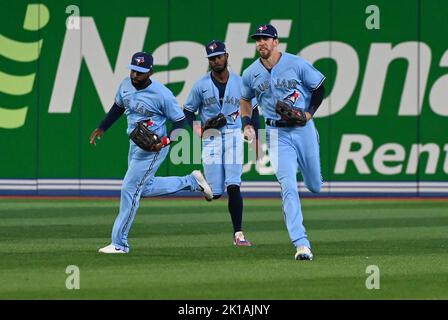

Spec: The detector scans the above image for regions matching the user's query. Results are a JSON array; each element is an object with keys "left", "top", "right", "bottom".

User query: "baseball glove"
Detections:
[
  {"left": 130, "top": 120, "right": 165, "bottom": 152},
  {"left": 203, "top": 113, "right": 227, "bottom": 132},
  {"left": 275, "top": 100, "right": 307, "bottom": 127}
]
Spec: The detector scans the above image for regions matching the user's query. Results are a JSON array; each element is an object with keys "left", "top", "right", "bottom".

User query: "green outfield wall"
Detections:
[{"left": 1, "top": 0, "right": 447, "bottom": 195}]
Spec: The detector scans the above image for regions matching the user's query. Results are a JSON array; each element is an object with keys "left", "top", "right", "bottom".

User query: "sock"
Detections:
[{"left": 227, "top": 185, "right": 243, "bottom": 234}]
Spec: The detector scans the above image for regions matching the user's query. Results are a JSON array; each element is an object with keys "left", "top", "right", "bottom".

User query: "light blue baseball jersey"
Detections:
[
  {"left": 241, "top": 52, "right": 325, "bottom": 120},
  {"left": 115, "top": 77, "right": 185, "bottom": 137},
  {"left": 184, "top": 71, "right": 242, "bottom": 129}
]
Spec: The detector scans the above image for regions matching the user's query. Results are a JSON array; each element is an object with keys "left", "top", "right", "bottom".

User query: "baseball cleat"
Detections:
[
  {"left": 192, "top": 170, "right": 213, "bottom": 201},
  {"left": 233, "top": 231, "right": 252, "bottom": 246},
  {"left": 294, "top": 246, "right": 313, "bottom": 260},
  {"left": 98, "top": 244, "right": 127, "bottom": 254}
]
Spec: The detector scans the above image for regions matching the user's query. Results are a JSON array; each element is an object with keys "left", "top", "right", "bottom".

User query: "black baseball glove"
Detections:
[
  {"left": 130, "top": 120, "right": 168, "bottom": 152},
  {"left": 275, "top": 100, "right": 307, "bottom": 127},
  {"left": 203, "top": 113, "right": 227, "bottom": 132}
]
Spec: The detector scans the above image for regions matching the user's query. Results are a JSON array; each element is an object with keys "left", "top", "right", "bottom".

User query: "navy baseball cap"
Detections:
[
  {"left": 205, "top": 40, "right": 226, "bottom": 58},
  {"left": 250, "top": 24, "right": 278, "bottom": 39},
  {"left": 128, "top": 52, "right": 153, "bottom": 73}
]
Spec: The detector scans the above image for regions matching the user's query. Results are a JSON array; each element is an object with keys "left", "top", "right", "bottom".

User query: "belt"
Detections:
[{"left": 265, "top": 118, "right": 295, "bottom": 128}]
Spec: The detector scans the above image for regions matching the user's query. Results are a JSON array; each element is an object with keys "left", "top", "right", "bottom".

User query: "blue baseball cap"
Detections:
[
  {"left": 205, "top": 40, "right": 226, "bottom": 58},
  {"left": 250, "top": 24, "right": 278, "bottom": 39},
  {"left": 128, "top": 52, "right": 153, "bottom": 73}
]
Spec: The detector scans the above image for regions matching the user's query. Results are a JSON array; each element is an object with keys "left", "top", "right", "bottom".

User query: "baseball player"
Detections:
[
  {"left": 183, "top": 40, "right": 251, "bottom": 246},
  {"left": 90, "top": 52, "right": 213, "bottom": 254},
  {"left": 240, "top": 24, "right": 325, "bottom": 260}
]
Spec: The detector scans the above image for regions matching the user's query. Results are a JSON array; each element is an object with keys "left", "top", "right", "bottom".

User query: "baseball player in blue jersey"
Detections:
[
  {"left": 240, "top": 24, "right": 326, "bottom": 260},
  {"left": 184, "top": 40, "right": 251, "bottom": 246},
  {"left": 90, "top": 52, "right": 213, "bottom": 254}
]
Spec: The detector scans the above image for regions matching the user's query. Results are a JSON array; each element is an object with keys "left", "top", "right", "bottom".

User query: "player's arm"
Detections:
[
  {"left": 299, "top": 59, "right": 326, "bottom": 121},
  {"left": 163, "top": 91, "right": 188, "bottom": 144},
  {"left": 183, "top": 109, "right": 196, "bottom": 128},
  {"left": 240, "top": 98, "right": 253, "bottom": 119},
  {"left": 251, "top": 104, "right": 260, "bottom": 139},
  {"left": 169, "top": 117, "right": 186, "bottom": 139},
  {"left": 240, "top": 98, "right": 255, "bottom": 142},
  {"left": 240, "top": 97, "right": 254, "bottom": 129},
  {"left": 240, "top": 70, "right": 256, "bottom": 141},
  {"left": 306, "top": 83, "right": 325, "bottom": 120},
  {"left": 90, "top": 103, "right": 125, "bottom": 145},
  {"left": 183, "top": 83, "right": 202, "bottom": 135},
  {"left": 240, "top": 75, "right": 254, "bottom": 120}
]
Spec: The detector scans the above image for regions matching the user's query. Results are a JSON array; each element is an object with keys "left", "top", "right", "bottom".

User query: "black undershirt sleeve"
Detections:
[
  {"left": 98, "top": 103, "right": 125, "bottom": 131},
  {"left": 250, "top": 106, "right": 260, "bottom": 139},
  {"left": 170, "top": 118, "right": 186, "bottom": 132},
  {"left": 308, "top": 84, "right": 325, "bottom": 116},
  {"left": 183, "top": 109, "right": 196, "bottom": 128},
  {"left": 169, "top": 118, "right": 187, "bottom": 140}
]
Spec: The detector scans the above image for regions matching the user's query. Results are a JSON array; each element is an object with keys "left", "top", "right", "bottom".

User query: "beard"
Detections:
[
  {"left": 258, "top": 47, "right": 271, "bottom": 59},
  {"left": 131, "top": 78, "right": 142, "bottom": 85},
  {"left": 211, "top": 59, "right": 228, "bottom": 73},
  {"left": 131, "top": 76, "right": 150, "bottom": 89},
  {"left": 131, "top": 77, "right": 149, "bottom": 90}
]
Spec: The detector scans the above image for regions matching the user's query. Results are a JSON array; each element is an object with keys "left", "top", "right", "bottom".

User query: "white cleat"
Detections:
[
  {"left": 98, "top": 244, "right": 127, "bottom": 254},
  {"left": 294, "top": 246, "right": 313, "bottom": 261},
  {"left": 192, "top": 170, "right": 213, "bottom": 201},
  {"left": 233, "top": 231, "right": 252, "bottom": 247}
]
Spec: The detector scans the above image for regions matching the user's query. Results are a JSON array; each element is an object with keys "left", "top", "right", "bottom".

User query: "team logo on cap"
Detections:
[
  {"left": 135, "top": 56, "right": 145, "bottom": 65},
  {"left": 258, "top": 25, "right": 268, "bottom": 32},
  {"left": 208, "top": 43, "right": 218, "bottom": 51},
  {"left": 285, "top": 90, "right": 300, "bottom": 104}
]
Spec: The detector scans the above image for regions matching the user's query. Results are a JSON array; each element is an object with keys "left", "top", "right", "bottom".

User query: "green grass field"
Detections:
[{"left": 1, "top": 197, "right": 447, "bottom": 299}]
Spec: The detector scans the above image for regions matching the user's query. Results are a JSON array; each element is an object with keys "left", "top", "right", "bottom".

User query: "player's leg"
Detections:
[
  {"left": 142, "top": 174, "right": 200, "bottom": 197},
  {"left": 109, "top": 146, "right": 168, "bottom": 252},
  {"left": 202, "top": 135, "right": 225, "bottom": 198},
  {"left": 267, "top": 127, "right": 311, "bottom": 249},
  {"left": 226, "top": 184, "right": 242, "bottom": 232},
  {"left": 223, "top": 129, "right": 251, "bottom": 246},
  {"left": 294, "top": 121, "right": 323, "bottom": 194},
  {"left": 203, "top": 163, "right": 225, "bottom": 199},
  {"left": 140, "top": 145, "right": 213, "bottom": 199}
]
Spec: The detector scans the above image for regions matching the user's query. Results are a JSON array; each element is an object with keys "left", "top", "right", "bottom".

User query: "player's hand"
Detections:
[
  {"left": 90, "top": 128, "right": 104, "bottom": 146},
  {"left": 243, "top": 125, "right": 256, "bottom": 144}
]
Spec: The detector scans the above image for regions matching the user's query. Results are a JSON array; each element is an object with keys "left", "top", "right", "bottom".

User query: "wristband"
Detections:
[{"left": 242, "top": 116, "right": 252, "bottom": 128}]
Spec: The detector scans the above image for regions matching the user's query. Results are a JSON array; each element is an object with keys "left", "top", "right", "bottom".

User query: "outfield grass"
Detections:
[{"left": 0, "top": 198, "right": 447, "bottom": 299}]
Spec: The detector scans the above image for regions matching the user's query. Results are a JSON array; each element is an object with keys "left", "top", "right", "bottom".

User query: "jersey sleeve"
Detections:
[
  {"left": 162, "top": 90, "right": 185, "bottom": 122},
  {"left": 241, "top": 70, "right": 255, "bottom": 101},
  {"left": 183, "top": 82, "right": 202, "bottom": 113},
  {"left": 299, "top": 59, "right": 326, "bottom": 91}
]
